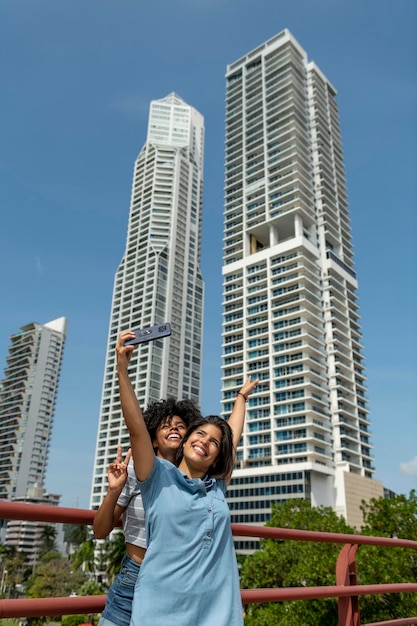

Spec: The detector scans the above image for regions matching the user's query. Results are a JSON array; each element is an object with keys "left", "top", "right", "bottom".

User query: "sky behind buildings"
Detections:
[{"left": 0, "top": 0, "right": 416, "bottom": 508}]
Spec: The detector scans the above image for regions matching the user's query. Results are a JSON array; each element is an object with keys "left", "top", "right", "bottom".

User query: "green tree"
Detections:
[
  {"left": 0, "top": 546, "right": 28, "bottom": 598},
  {"left": 360, "top": 490, "right": 417, "bottom": 540},
  {"left": 62, "top": 615, "right": 91, "bottom": 626},
  {"left": 240, "top": 494, "right": 417, "bottom": 626},
  {"left": 102, "top": 531, "right": 126, "bottom": 585},
  {"left": 39, "top": 524, "right": 57, "bottom": 556},
  {"left": 63, "top": 523, "right": 89, "bottom": 549},
  {"left": 71, "top": 538, "right": 97, "bottom": 574},
  {"left": 26, "top": 552, "right": 87, "bottom": 598},
  {"left": 357, "top": 490, "right": 417, "bottom": 622},
  {"left": 78, "top": 579, "right": 105, "bottom": 595},
  {"left": 26, "top": 618, "right": 48, "bottom": 626},
  {"left": 241, "top": 499, "right": 354, "bottom": 625}
]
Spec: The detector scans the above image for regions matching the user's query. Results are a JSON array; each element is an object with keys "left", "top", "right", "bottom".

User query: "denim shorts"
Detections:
[{"left": 98, "top": 554, "right": 140, "bottom": 626}]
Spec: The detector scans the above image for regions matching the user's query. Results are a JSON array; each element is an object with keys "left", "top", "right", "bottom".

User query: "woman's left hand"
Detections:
[{"left": 239, "top": 375, "right": 259, "bottom": 400}]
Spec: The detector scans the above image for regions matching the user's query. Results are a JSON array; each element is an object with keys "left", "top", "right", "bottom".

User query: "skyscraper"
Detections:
[
  {"left": 0, "top": 317, "right": 68, "bottom": 500},
  {"left": 221, "top": 30, "right": 382, "bottom": 543},
  {"left": 90, "top": 93, "right": 205, "bottom": 510}
]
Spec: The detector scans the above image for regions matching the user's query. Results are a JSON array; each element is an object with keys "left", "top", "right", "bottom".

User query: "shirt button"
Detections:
[
  {"left": 208, "top": 509, "right": 212, "bottom": 513},
  {"left": 207, "top": 531, "right": 211, "bottom": 537}
]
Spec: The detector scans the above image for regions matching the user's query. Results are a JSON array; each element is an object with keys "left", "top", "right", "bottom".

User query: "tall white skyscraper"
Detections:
[
  {"left": 0, "top": 317, "right": 68, "bottom": 500},
  {"left": 221, "top": 31, "right": 382, "bottom": 542},
  {"left": 90, "top": 93, "right": 205, "bottom": 510}
]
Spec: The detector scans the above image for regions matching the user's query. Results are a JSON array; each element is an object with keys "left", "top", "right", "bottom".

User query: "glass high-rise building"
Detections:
[
  {"left": 221, "top": 31, "right": 382, "bottom": 544},
  {"left": 90, "top": 93, "right": 205, "bottom": 510},
  {"left": 0, "top": 317, "right": 68, "bottom": 500}
]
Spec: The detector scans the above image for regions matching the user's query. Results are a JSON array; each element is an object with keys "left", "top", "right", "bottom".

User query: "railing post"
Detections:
[{"left": 336, "top": 543, "right": 359, "bottom": 626}]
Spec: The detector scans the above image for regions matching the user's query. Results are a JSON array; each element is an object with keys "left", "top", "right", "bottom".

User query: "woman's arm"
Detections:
[
  {"left": 116, "top": 331, "right": 155, "bottom": 481},
  {"left": 94, "top": 497, "right": 126, "bottom": 539},
  {"left": 228, "top": 375, "right": 259, "bottom": 454},
  {"left": 93, "top": 446, "right": 130, "bottom": 539}
]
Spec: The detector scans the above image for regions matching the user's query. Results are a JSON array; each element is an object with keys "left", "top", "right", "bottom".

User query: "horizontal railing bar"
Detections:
[
  {"left": 0, "top": 501, "right": 95, "bottom": 525},
  {"left": 361, "top": 616, "right": 417, "bottom": 626},
  {"left": 0, "top": 501, "right": 122, "bottom": 527},
  {"left": 2, "top": 584, "right": 417, "bottom": 618},
  {"left": 0, "top": 595, "right": 106, "bottom": 618},
  {"left": 1, "top": 503, "right": 416, "bottom": 550},
  {"left": 232, "top": 524, "right": 417, "bottom": 550},
  {"left": 241, "top": 583, "right": 417, "bottom": 604}
]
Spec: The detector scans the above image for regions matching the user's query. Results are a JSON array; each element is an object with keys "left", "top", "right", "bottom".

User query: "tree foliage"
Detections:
[
  {"left": 71, "top": 539, "right": 97, "bottom": 574},
  {"left": 63, "top": 523, "right": 89, "bottom": 547},
  {"left": 61, "top": 615, "right": 91, "bottom": 626},
  {"left": 0, "top": 546, "right": 29, "bottom": 598},
  {"left": 102, "top": 531, "right": 126, "bottom": 585},
  {"left": 241, "top": 499, "right": 353, "bottom": 625},
  {"left": 78, "top": 579, "right": 105, "bottom": 595},
  {"left": 241, "top": 493, "right": 417, "bottom": 625},
  {"left": 357, "top": 490, "right": 417, "bottom": 622},
  {"left": 39, "top": 524, "right": 57, "bottom": 557},
  {"left": 26, "top": 553, "right": 87, "bottom": 598},
  {"left": 360, "top": 490, "right": 417, "bottom": 541}
]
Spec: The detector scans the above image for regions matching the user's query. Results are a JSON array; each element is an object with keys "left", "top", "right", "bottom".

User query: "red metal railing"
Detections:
[{"left": 1, "top": 501, "right": 416, "bottom": 626}]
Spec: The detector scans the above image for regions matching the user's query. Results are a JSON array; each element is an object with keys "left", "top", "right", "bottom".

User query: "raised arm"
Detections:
[
  {"left": 116, "top": 331, "right": 155, "bottom": 481},
  {"left": 228, "top": 375, "right": 259, "bottom": 453},
  {"left": 93, "top": 446, "right": 131, "bottom": 539}
]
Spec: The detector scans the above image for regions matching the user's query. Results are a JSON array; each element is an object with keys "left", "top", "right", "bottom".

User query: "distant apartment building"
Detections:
[
  {"left": 5, "top": 482, "right": 62, "bottom": 567},
  {"left": 90, "top": 93, "right": 205, "bottom": 510},
  {"left": 0, "top": 317, "right": 68, "bottom": 501},
  {"left": 221, "top": 30, "right": 382, "bottom": 547}
]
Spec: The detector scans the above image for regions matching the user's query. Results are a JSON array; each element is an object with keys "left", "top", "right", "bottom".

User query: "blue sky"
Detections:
[{"left": 0, "top": 0, "right": 416, "bottom": 509}]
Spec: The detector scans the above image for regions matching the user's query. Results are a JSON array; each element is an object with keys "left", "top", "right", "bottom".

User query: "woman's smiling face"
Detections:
[
  {"left": 153, "top": 416, "right": 187, "bottom": 458},
  {"left": 182, "top": 423, "right": 223, "bottom": 473}
]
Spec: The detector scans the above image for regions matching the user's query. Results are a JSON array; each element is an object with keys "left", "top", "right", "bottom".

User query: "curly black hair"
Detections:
[
  {"left": 174, "top": 415, "right": 234, "bottom": 479},
  {"left": 143, "top": 397, "right": 202, "bottom": 445}
]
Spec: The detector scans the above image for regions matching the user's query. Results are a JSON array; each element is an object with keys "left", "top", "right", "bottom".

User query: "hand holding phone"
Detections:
[{"left": 124, "top": 323, "right": 172, "bottom": 346}]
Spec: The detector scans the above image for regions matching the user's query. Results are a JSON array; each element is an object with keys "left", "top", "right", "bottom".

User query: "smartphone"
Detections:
[{"left": 124, "top": 323, "right": 172, "bottom": 346}]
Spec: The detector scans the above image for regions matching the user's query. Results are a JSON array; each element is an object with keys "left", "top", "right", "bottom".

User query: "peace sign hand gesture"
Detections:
[{"left": 107, "top": 445, "right": 132, "bottom": 492}]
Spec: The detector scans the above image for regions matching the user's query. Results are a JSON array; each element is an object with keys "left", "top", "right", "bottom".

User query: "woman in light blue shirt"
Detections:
[
  {"left": 94, "top": 398, "right": 201, "bottom": 626},
  {"left": 116, "top": 330, "right": 258, "bottom": 626}
]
